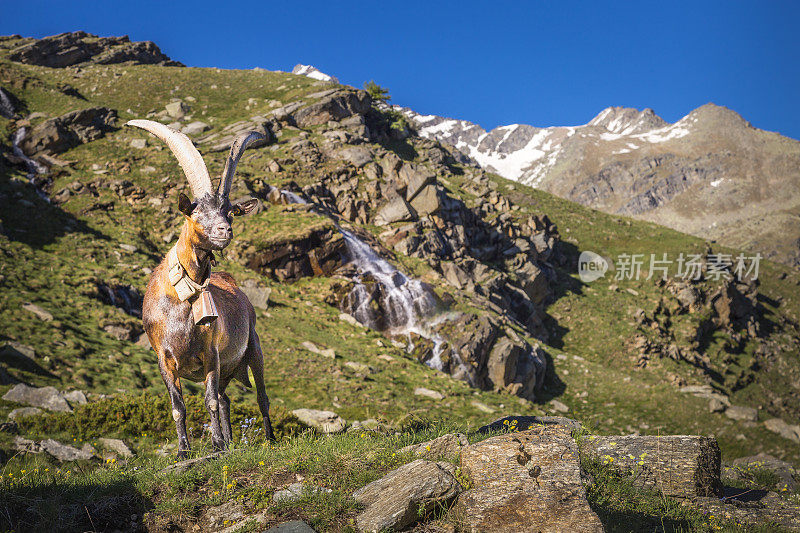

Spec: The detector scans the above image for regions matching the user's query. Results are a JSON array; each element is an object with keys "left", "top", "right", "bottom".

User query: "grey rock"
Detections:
[
  {"left": 709, "top": 398, "right": 726, "bottom": 413},
  {"left": 730, "top": 453, "right": 798, "bottom": 491},
  {"left": 14, "top": 436, "right": 42, "bottom": 453},
  {"left": 181, "top": 121, "right": 210, "bottom": 135},
  {"left": 400, "top": 164, "right": 435, "bottom": 201},
  {"left": 2, "top": 384, "right": 72, "bottom": 412},
  {"left": 725, "top": 405, "right": 758, "bottom": 422},
  {"left": 63, "top": 390, "right": 87, "bottom": 406},
  {"left": 291, "top": 408, "right": 346, "bottom": 434},
  {"left": 408, "top": 184, "right": 440, "bottom": 216},
  {"left": 549, "top": 399, "right": 570, "bottom": 413},
  {"left": 130, "top": 138, "right": 147, "bottom": 149},
  {"left": 41, "top": 439, "right": 94, "bottom": 461},
  {"left": 99, "top": 438, "right": 133, "bottom": 458},
  {"left": 273, "top": 481, "right": 332, "bottom": 504},
  {"left": 477, "top": 415, "right": 584, "bottom": 434},
  {"left": 293, "top": 90, "right": 370, "bottom": 128},
  {"left": 203, "top": 500, "right": 245, "bottom": 530},
  {"left": 21, "top": 302, "right": 53, "bottom": 321},
  {"left": 299, "top": 341, "right": 335, "bottom": 359},
  {"left": 240, "top": 280, "right": 271, "bottom": 310},
  {"left": 353, "top": 459, "right": 462, "bottom": 532},
  {"left": 337, "top": 146, "right": 373, "bottom": 167},
  {"left": 165, "top": 101, "right": 189, "bottom": 119},
  {"left": 19, "top": 107, "right": 117, "bottom": 156},
  {"left": 8, "top": 407, "right": 42, "bottom": 420},
  {"left": 413, "top": 387, "right": 444, "bottom": 400},
  {"left": 374, "top": 196, "right": 416, "bottom": 226},
  {"left": 441, "top": 261, "right": 470, "bottom": 289},
  {"left": 763, "top": 418, "right": 800, "bottom": 443},
  {"left": 264, "top": 520, "right": 317, "bottom": 533},
  {"left": 344, "top": 361, "right": 374, "bottom": 374}
]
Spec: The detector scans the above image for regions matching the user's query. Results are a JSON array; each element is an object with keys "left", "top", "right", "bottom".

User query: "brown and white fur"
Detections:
[{"left": 128, "top": 120, "right": 273, "bottom": 458}]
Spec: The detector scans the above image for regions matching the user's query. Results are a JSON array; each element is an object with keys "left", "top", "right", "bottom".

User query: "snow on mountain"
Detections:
[
  {"left": 292, "top": 64, "right": 339, "bottom": 84},
  {"left": 396, "top": 105, "right": 701, "bottom": 187}
]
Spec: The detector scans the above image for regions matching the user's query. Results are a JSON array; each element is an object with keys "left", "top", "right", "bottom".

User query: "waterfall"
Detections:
[
  {"left": 271, "top": 187, "right": 475, "bottom": 383},
  {"left": 339, "top": 228, "right": 475, "bottom": 384},
  {"left": 281, "top": 190, "right": 307, "bottom": 205},
  {"left": 11, "top": 128, "right": 48, "bottom": 181},
  {"left": 0, "top": 88, "right": 14, "bottom": 119}
]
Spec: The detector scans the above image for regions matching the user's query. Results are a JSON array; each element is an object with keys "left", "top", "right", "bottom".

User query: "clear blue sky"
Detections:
[{"left": 3, "top": 1, "right": 799, "bottom": 139}]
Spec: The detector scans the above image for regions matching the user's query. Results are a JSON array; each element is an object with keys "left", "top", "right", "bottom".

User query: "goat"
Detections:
[{"left": 128, "top": 119, "right": 273, "bottom": 458}]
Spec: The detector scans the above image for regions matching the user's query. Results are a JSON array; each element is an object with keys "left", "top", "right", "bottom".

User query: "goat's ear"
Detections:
[
  {"left": 178, "top": 193, "right": 196, "bottom": 216},
  {"left": 230, "top": 198, "right": 260, "bottom": 217}
]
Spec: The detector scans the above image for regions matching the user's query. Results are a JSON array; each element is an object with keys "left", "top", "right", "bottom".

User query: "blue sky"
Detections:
[{"left": 3, "top": 1, "right": 799, "bottom": 138}]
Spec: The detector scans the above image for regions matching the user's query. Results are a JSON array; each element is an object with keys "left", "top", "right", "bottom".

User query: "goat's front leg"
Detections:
[
  {"left": 204, "top": 348, "right": 226, "bottom": 452},
  {"left": 158, "top": 353, "right": 190, "bottom": 459}
]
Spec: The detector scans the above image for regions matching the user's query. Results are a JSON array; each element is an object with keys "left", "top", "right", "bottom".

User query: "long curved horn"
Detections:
[
  {"left": 126, "top": 119, "right": 212, "bottom": 198},
  {"left": 218, "top": 131, "right": 265, "bottom": 200}
]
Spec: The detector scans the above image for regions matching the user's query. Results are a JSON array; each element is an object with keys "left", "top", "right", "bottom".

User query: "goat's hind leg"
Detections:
[
  {"left": 247, "top": 331, "right": 275, "bottom": 441},
  {"left": 218, "top": 376, "right": 233, "bottom": 445},
  {"left": 158, "top": 353, "right": 190, "bottom": 459}
]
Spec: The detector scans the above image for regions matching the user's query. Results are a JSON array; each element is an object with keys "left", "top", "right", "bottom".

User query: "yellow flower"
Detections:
[
  {"left": 426, "top": 445, "right": 431, "bottom": 451},
  {"left": 258, "top": 461, "right": 265, "bottom": 466}
]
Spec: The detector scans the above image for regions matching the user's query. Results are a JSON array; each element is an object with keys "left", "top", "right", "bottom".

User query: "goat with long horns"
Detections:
[{"left": 128, "top": 120, "right": 273, "bottom": 457}]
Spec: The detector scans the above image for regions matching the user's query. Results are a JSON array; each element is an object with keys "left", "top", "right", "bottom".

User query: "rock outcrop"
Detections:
[
  {"left": 456, "top": 426, "right": 603, "bottom": 532},
  {"left": 19, "top": 107, "right": 117, "bottom": 156},
  {"left": 8, "top": 32, "right": 181, "bottom": 67}
]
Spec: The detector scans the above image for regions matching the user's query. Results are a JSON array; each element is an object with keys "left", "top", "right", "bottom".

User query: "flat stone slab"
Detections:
[
  {"left": 580, "top": 434, "right": 721, "bottom": 498},
  {"left": 456, "top": 426, "right": 603, "bottom": 532},
  {"left": 291, "top": 408, "right": 346, "bottom": 434},
  {"left": 353, "top": 459, "right": 461, "bottom": 532}
]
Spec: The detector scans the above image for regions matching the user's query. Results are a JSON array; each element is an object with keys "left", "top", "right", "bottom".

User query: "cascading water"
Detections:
[
  {"left": 339, "top": 228, "right": 475, "bottom": 384},
  {"left": 272, "top": 188, "right": 474, "bottom": 383},
  {"left": 11, "top": 128, "right": 48, "bottom": 181}
]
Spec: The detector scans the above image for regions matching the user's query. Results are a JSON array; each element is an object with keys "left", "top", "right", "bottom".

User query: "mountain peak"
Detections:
[
  {"left": 687, "top": 103, "right": 752, "bottom": 130},
  {"left": 588, "top": 106, "right": 668, "bottom": 135},
  {"left": 292, "top": 64, "right": 339, "bottom": 84}
]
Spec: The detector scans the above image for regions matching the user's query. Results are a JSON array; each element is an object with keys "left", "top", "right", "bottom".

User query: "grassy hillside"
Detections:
[{"left": 1, "top": 34, "right": 799, "bottom": 530}]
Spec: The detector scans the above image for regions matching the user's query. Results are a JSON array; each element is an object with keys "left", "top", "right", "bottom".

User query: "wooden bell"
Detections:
[{"left": 192, "top": 289, "right": 219, "bottom": 326}]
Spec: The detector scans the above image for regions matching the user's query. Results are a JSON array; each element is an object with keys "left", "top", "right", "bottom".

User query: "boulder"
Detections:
[
  {"left": 41, "top": 439, "right": 94, "bottom": 461},
  {"left": 63, "top": 390, "right": 87, "bottom": 406},
  {"left": 413, "top": 387, "right": 444, "bottom": 400},
  {"left": 456, "top": 426, "right": 603, "bottom": 532},
  {"left": 580, "top": 434, "right": 721, "bottom": 498},
  {"left": 130, "top": 138, "right": 147, "bottom": 149},
  {"left": 293, "top": 90, "right": 371, "bottom": 127},
  {"left": 99, "top": 438, "right": 133, "bottom": 458},
  {"left": 181, "top": 121, "right": 210, "bottom": 135},
  {"left": 441, "top": 261, "right": 470, "bottom": 289},
  {"left": 273, "top": 482, "right": 331, "bottom": 503},
  {"left": 763, "top": 418, "right": 800, "bottom": 443},
  {"left": 374, "top": 196, "right": 417, "bottom": 226},
  {"left": 730, "top": 453, "right": 798, "bottom": 491},
  {"left": 397, "top": 433, "right": 468, "bottom": 459},
  {"left": 8, "top": 407, "right": 42, "bottom": 420},
  {"left": 337, "top": 146, "right": 373, "bottom": 167},
  {"left": 485, "top": 336, "right": 547, "bottom": 400},
  {"left": 725, "top": 405, "right": 758, "bottom": 422},
  {"left": 300, "top": 341, "right": 335, "bottom": 359},
  {"left": 353, "top": 459, "right": 462, "bottom": 532},
  {"left": 409, "top": 184, "right": 441, "bottom": 216},
  {"left": 21, "top": 302, "right": 53, "bottom": 321},
  {"left": 14, "top": 436, "right": 42, "bottom": 454},
  {"left": 291, "top": 408, "right": 346, "bottom": 434},
  {"left": 202, "top": 500, "right": 246, "bottom": 530},
  {"left": 240, "top": 279, "right": 271, "bottom": 310},
  {"left": 19, "top": 107, "right": 117, "bottom": 156},
  {"left": 165, "top": 101, "right": 189, "bottom": 119},
  {"left": 399, "top": 164, "right": 435, "bottom": 201},
  {"left": 2, "top": 384, "right": 72, "bottom": 412}
]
